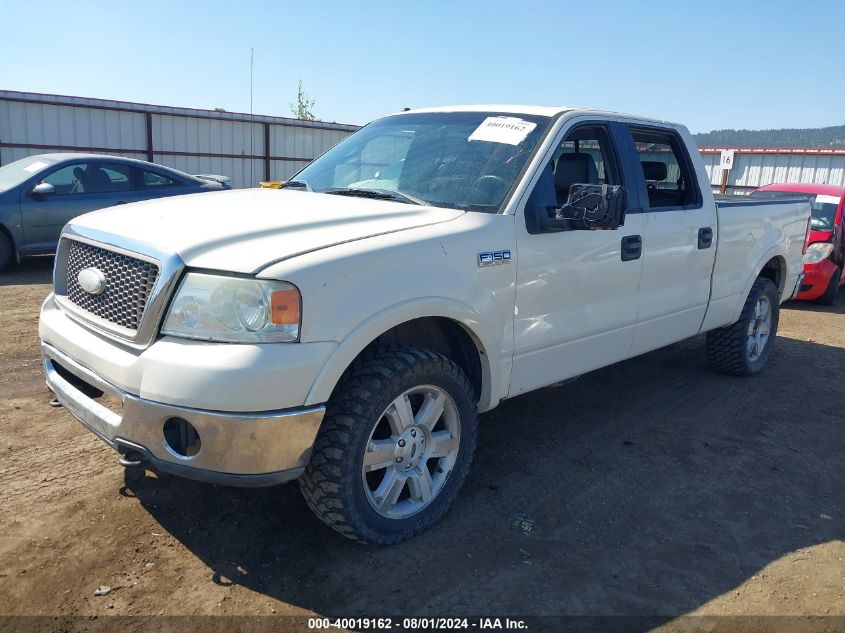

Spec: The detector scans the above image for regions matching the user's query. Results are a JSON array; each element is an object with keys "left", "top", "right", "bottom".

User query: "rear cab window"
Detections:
[{"left": 628, "top": 127, "right": 701, "bottom": 210}]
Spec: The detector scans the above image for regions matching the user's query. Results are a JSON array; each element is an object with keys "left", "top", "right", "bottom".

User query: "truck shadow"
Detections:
[
  {"left": 782, "top": 291, "right": 845, "bottom": 315},
  {"left": 0, "top": 256, "right": 54, "bottom": 287},
  {"left": 125, "top": 334, "right": 844, "bottom": 626}
]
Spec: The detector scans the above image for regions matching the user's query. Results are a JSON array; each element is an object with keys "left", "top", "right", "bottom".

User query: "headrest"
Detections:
[
  {"left": 555, "top": 153, "right": 597, "bottom": 190},
  {"left": 73, "top": 167, "right": 85, "bottom": 180},
  {"left": 641, "top": 161, "right": 667, "bottom": 181}
]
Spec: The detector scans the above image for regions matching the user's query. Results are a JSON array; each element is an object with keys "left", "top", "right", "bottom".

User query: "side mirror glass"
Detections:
[
  {"left": 31, "top": 182, "right": 56, "bottom": 197},
  {"left": 538, "top": 184, "right": 627, "bottom": 232},
  {"left": 563, "top": 184, "right": 627, "bottom": 230}
]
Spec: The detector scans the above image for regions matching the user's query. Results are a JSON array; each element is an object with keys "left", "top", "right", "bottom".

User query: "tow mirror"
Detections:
[
  {"left": 539, "top": 184, "right": 627, "bottom": 231},
  {"left": 31, "top": 182, "right": 56, "bottom": 198}
]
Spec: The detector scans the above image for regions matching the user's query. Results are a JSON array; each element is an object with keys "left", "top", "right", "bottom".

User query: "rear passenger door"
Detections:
[{"left": 623, "top": 126, "right": 717, "bottom": 355}]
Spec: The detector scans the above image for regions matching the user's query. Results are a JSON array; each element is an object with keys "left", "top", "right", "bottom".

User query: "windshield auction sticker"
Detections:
[{"left": 468, "top": 116, "right": 537, "bottom": 145}]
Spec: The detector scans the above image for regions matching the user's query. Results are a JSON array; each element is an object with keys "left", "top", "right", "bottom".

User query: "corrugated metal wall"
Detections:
[
  {"left": 0, "top": 90, "right": 357, "bottom": 188},
  {"left": 700, "top": 148, "right": 845, "bottom": 194}
]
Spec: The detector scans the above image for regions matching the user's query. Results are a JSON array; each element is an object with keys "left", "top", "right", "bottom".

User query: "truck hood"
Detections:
[{"left": 69, "top": 189, "right": 465, "bottom": 273}]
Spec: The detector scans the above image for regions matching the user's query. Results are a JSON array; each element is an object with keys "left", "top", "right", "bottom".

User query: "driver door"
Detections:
[
  {"left": 509, "top": 120, "right": 646, "bottom": 396},
  {"left": 20, "top": 161, "right": 136, "bottom": 251}
]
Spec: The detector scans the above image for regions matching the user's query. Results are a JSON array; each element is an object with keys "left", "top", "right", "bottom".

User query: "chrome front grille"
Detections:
[{"left": 65, "top": 240, "right": 160, "bottom": 331}]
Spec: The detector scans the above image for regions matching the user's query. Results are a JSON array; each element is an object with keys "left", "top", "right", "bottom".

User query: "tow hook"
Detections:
[
  {"left": 119, "top": 451, "right": 146, "bottom": 468},
  {"left": 48, "top": 398, "right": 62, "bottom": 408}
]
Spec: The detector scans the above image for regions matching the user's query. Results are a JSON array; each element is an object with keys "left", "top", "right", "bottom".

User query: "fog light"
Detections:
[{"left": 163, "top": 417, "right": 201, "bottom": 457}]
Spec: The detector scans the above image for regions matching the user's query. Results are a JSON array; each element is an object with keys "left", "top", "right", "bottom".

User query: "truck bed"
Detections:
[{"left": 701, "top": 197, "right": 810, "bottom": 331}]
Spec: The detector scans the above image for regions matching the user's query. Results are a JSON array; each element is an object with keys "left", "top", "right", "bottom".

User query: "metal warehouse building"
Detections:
[
  {"left": 700, "top": 147, "right": 845, "bottom": 194},
  {"left": 3, "top": 90, "right": 845, "bottom": 194},
  {"left": 0, "top": 90, "right": 358, "bottom": 189}
]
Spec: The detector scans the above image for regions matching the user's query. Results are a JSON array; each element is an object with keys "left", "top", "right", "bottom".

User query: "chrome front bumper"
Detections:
[{"left": 41, "top": 341, "right": 325, "bottom": 487}]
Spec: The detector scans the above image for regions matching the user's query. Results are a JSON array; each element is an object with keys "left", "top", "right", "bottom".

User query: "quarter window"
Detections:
[
  {"left": 630, "top": 128, "right": 699, "bottom": 208},
  {"left": 143, "top": 171, "right": 180, "bottom": 188}
]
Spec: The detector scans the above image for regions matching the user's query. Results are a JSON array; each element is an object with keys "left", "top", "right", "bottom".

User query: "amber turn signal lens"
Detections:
[{"left": 270, "top": 288, "right": 301, "bottom": 325}]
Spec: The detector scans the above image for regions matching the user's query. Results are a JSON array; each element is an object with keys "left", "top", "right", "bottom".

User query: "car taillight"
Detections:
[{"left": 802, "top": 216, "right": 812, "bottom": 255}]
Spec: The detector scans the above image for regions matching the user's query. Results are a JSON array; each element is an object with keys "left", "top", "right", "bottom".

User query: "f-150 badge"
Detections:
[{"left": 478, "top": 250, "right": 512, "bottom": 267}]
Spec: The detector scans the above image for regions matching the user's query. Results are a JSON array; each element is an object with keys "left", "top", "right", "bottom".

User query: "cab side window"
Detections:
[
  {"left": 42, "top": 162, "right": 133, "bottom": 195},
  {"left": 41, "top": 164, "right": 85, "bottom": 195},
  {"left": 551, "top": 126, "right": 620, "bottom": 206},
  {"left": 630, "top": 128, "right": 699, "bottom": 209},
  {"left": 524, "top": 124, "right": 622, "bottom": 233}
]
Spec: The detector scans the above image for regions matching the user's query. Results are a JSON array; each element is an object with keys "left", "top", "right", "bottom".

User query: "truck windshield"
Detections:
[
  {"left": 291, "top": 111, "right": 551, "bottom": 213},
  {"left": 0, "top": 156, "right": 57, "bottom": 193},
  {"left": 750, "top": 190, "right": 840, "bottom": 231}
]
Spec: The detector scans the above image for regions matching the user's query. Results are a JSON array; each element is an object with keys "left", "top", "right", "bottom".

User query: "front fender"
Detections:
[
  {"left": 304, "top": 297, "right": 503, "bottom": 413},
  {"left": 1, "top": 194, "right": 25, "bottom": 259}
]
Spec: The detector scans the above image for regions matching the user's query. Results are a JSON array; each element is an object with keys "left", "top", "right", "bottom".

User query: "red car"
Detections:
[{"left": 751, "top": 183, "right": 845, "bottom": 305}]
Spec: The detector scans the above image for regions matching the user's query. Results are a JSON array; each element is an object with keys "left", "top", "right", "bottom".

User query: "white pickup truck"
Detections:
[{"left": 39, "top": 106, "right": 810, "bottom": 544}]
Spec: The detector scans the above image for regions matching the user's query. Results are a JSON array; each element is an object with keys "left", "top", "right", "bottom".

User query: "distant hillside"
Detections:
[{"left": 693, "top": 125, "right": 845, "bottom": 149}]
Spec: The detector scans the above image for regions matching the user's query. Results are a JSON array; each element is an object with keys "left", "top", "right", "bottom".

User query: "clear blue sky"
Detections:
[{"left": 2, "top": 0, "right": 842, "bottom": 133}]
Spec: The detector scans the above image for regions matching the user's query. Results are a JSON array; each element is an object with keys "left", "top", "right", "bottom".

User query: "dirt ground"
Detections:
[{"left": 0, "top": 257, "right": 843, "bottom": 630}]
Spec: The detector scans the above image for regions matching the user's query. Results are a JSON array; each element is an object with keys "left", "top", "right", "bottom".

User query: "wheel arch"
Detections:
[
  {"left": 304, "top": 298, "right": 499, "bottom": 412},
  {"left": 730, "top": 251, "right": 787, "bottom": 323},
  {"left": 0, "top": 222, "right": 19, "bottom": 263},
  {"left": 757, "top": 254, "right": 787, "bottom": 297}
]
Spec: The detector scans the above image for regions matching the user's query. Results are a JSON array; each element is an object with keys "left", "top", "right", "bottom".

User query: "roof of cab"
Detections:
[
  {"left": 396, "top": 104, "right": 674, "bottom": 126},
  {"left": 400, "top": 104, "right": 570, "bottom": 117}
]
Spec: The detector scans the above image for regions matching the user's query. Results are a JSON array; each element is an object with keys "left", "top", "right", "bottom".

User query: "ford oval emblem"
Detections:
[{"left": 78, "top": 267, "right": 107, "bottom": 295}]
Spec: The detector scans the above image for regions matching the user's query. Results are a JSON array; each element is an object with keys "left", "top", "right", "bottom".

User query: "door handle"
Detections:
[
  {"left": 621, "top": 235, "right": 642, "bottom": 261},
  {"left": 698, "top": 227, "right": 713, "bottom": 249}
]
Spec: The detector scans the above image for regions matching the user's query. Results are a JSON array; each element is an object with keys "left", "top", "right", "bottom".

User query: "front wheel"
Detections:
[
  {"left": 300, "top": 347, "right": 478, "bottom": 544},
  {"left": 706, "top": 277, "right": 780, "bottom": 376},
  {"left": 0, "top": 232, "right": 12, "bottom": 272}
]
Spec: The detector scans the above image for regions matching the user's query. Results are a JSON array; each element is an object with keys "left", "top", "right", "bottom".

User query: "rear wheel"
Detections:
[
  {"left": 816, "top": 266, "right": 841, "bottom": 306},
  {"left": 300, "top": 347, "right": 478, "bottom": 545},
  {"left": 0, "top": 232, "right": 12, "bottom": 272},
  {"left": 707, "top": 277, "right": 779, "bottom": 376}
]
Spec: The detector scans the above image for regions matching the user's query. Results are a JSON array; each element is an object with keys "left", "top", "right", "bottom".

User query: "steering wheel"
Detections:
[{"left": 469, "top": 174, "right": 509, "bottom": 205}]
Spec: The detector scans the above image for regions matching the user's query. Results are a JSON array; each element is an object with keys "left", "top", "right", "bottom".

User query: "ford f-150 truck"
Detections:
[{"left": 39, "top": 106, "right": 811, "bottom": 544}]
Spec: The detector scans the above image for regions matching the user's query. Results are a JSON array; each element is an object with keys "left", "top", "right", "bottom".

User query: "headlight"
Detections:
[
  {"left": 162, "top": 272, "right": 301, "bottom": 342},
  {"left": 803, "top": 242, "right": 833, "bottom": 265}
]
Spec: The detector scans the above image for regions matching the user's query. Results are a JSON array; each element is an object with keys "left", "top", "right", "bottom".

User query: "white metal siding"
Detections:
[
  {"left": 703, "top": 150, "right": 845, "bottom": 193},
  {"left": 0, "top": 100, "right": 145, "bottom": 150},
  {"left": 271, "top": 159, "right": 311, "bottom": 181},
  {"left": 154, "top": 154, "right": 265, "bottom": 189},
  {"left": 152, "top": 115, "right": 263, "bottom": 155},
  {"left": 0, "top": 90, "right": 357, "bottom": 189}
]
